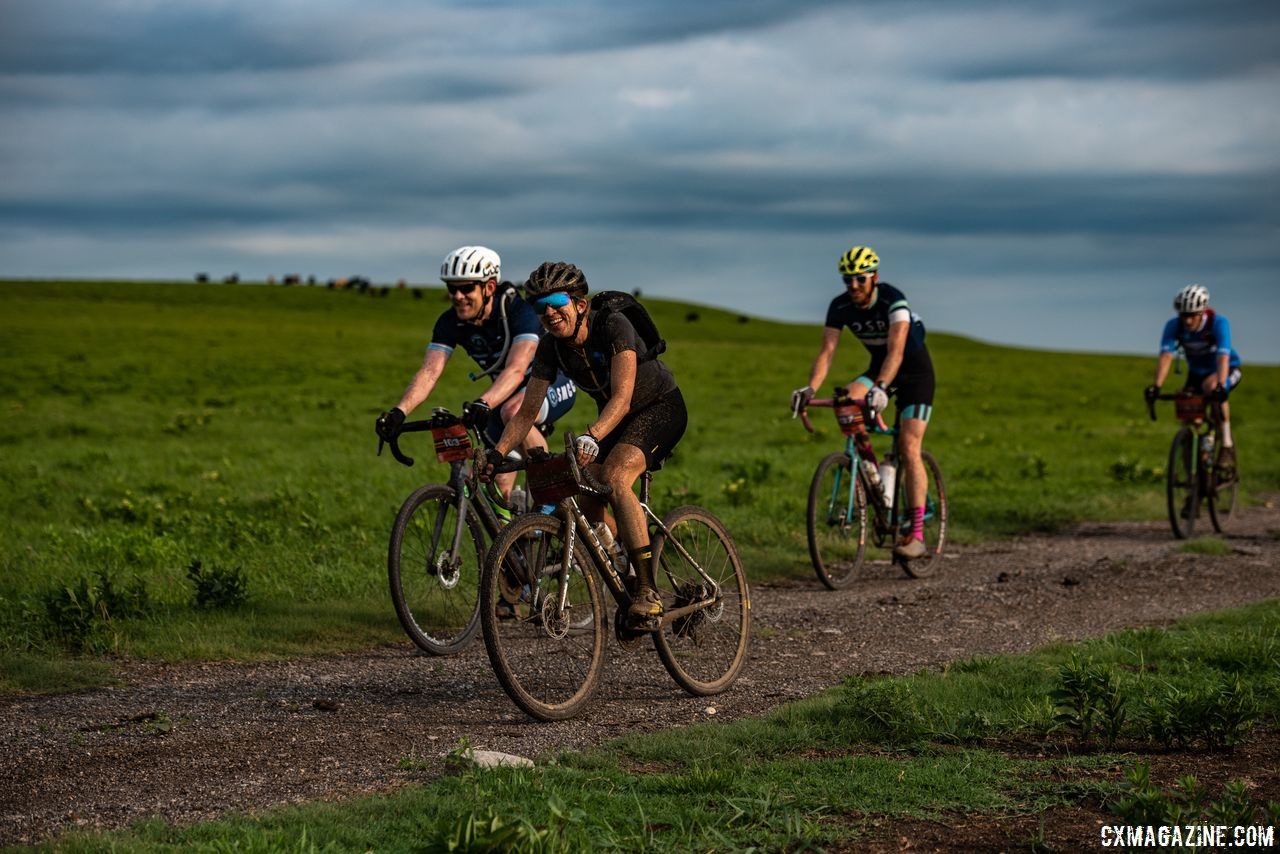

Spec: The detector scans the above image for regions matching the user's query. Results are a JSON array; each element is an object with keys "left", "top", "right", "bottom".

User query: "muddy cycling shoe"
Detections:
[
  {"left": 1215, "top": 446, "right": 1237, "bottom": 481},
  {"left": 627, "top": 586, "right": 663, "bottom": 629},
  {"left": 893, "top": 536, "right": 927, "bottom": 560}
]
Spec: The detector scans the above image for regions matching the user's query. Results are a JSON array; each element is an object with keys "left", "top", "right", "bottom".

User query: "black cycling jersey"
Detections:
[
  {"left": 531, "top": 310, "right": 677, "bottom": 412},
  {"left": 825, "top": 281, "right": 930, "bottom": 375}
]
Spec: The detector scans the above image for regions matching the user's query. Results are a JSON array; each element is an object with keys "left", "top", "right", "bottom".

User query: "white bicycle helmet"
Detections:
[
  {"left": 1173, "top": 284, "right": 1209, "bottom": 313},
  {"left": 440, "top": 246, "right": 500, "bottom": 283}
]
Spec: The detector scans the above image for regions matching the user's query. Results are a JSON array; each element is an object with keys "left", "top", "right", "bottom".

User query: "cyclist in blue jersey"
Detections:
[
  {"left": 1144, "top": 284, "right": 1242, "bottom": 476},
  {"left": 791, "top": 245, "right": 936, "bottom": 560},
  {"left": 376, "top": 246, "right": 577, "bottom": 497}
]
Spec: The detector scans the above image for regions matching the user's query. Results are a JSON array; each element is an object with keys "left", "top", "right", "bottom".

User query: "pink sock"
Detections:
[{"left": 911, "top": 507, "right": 925, "bottom": 542}]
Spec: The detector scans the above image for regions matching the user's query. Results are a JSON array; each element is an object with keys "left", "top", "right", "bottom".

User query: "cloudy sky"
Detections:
[{"left": 3, "top": 0, "right": 1279, "bottom": 361}]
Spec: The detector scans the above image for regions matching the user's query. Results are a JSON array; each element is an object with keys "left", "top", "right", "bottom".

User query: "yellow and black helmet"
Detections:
[{"left": 838, "top": 246, "right": 880, "bottom": 276}]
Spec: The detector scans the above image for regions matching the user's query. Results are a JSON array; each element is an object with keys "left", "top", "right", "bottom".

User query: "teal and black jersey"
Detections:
[{"left": 824, "top": 281, "right": 930, "bottom": 374}]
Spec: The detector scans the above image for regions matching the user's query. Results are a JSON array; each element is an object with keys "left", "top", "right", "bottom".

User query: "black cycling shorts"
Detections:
[
  {"left": 858, "top": 348, "right": 936, "bottom": 423},
  {"left": 598, "top": 388, "right": 688, "bottom": 470}
]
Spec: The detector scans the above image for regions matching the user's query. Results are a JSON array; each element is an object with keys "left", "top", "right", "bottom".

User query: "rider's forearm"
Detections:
[
  {"left": 483, "top": 365, "right": 526, "bottom": 409},
  {"left": 1153, "top": 352, "right": 1173, "bottom": 387},
  {"left": 494, "top": 399, "right": 540, "bottom": 456},
  {"left": 397, "top": 357, "right": 446, "bottom": 414},
  {"left": 807, "top": 349, "right": 834, "bottom": 392},
  {"left": 876, "top": 323, "right": 908, "bottom": 387}
]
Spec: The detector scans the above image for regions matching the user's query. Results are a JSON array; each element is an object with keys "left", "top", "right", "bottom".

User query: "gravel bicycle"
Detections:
[
  {"left": 478, "top": 434, "right": 751, "bottom": 721},
  {"left": 379, "top": 405, "right": 530, "bottom": 656},
  {"left": 797, "top": 389, "right": 947, "bottom": 587},
  {"left": 1146, "top": 389, "right": 1238, "bottom": 539}
]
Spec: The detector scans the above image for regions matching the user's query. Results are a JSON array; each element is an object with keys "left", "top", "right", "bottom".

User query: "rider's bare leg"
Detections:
[{"left": 898, "top": 418, "right": 929, "bottom": 539}]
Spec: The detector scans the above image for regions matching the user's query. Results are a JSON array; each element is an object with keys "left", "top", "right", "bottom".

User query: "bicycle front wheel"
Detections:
[
  {"left": 651, "top": 506, "right": 750, "bottom": 696},
  {"left": 806, "top": 452, "right": 867, "bottom": 589},
  {"left": 1166, "top": 428, "right": 1198, "bottom": 539},
  {"left": 1207, "top": 448, "right": 1238, "bottom": 534},
  {"left": 388, "top": 484, "right": 484, "bottom": 656},
  {"left": 898, "top": 449, "right": 948, "bottom": 579},
  {"left": 480, "top": 513, "right": 605, "bottom": 721}
]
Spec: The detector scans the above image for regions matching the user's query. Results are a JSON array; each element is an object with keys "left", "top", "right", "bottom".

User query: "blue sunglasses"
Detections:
[{"left": 531, "top": 292, "right": 573, "bottom": 314}]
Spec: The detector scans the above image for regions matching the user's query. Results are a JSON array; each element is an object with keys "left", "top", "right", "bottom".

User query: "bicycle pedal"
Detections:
[{"left": 625, "top": 613, "right": 661, "bottom": 632}]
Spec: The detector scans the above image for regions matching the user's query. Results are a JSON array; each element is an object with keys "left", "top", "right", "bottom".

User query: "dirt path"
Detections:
[{"left": 3, "top": 502, "right": 1278, "bottom": 845}]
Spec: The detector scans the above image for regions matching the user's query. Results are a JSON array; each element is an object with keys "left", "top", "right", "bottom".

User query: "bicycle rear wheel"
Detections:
[
  {"left": 806, "top": 452, "right": 867, "bottom": 589},
  {"left": 898, "top": 449, "right": 948, "bottom": 579},
  {"left": 1166, "top": 428, "right": 1198, "bottom": 539},
  {"left": 480, "top": 513, "right": 605, "bottom": 721},
  {"left": 388, "top": 484, "right": 484, "bottom": 655},
  {"left": 651, "top": 506, "right": 750, "bottom": 696},
  {"left": 1207, "top": 447, "right": 1238, "bottom": 534}
]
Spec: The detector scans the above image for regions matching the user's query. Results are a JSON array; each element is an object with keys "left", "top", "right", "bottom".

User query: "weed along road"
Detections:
[{"left": 2, "top": 500, "right": 1278, "bottom": 844}]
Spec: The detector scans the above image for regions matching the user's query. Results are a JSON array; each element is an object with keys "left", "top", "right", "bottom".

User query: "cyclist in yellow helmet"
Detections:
[{"left": 791, "top": 245, "right": 937, "bottom": 560}]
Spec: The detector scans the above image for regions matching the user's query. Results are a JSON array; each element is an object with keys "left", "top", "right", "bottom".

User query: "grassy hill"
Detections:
[{"left": 2, "top": 280, "right": 1277, "bottom": 687}]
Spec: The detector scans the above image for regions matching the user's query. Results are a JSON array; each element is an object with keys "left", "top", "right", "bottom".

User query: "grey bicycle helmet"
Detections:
[{"left": 524, "top": 261, "right": 588, "bottom": 300}]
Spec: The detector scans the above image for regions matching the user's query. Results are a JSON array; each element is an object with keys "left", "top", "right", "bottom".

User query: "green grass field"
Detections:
[{"left": 2, "top": 280, "right": 1278, "bottom": 686}]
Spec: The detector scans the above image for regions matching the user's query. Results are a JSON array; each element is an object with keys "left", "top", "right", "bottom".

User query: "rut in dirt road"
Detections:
[{"left": 2, "top": 502, "right": 1278, "bottom": 845}]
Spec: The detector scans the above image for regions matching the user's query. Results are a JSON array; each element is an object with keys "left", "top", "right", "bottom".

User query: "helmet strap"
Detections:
[{"left": 571, "top": 300, "right": 589, "bottom": 345}]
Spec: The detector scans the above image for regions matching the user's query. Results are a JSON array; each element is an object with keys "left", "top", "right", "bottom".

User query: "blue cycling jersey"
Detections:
[{"left": 1160, "top": 309, "right": 1241, "bottom": 376}]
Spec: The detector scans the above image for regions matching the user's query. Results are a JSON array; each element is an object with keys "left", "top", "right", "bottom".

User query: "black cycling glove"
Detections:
[
  {"left": 375, "top": 407, "right": 406, "bottom": 442},
  {"left": 462, "top": 399, "right": 491, "bottom": 431}
]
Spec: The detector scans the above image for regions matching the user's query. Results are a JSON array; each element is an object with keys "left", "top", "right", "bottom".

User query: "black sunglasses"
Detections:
[
  {"left": 445, "top": 281, "right": 480, "bottom": 295},
  {"left": 842, "top": 273, "right": 873, "bottom": 285}
]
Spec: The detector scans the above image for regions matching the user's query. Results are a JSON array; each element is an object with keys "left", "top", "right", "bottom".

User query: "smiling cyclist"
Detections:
[
  {"left": 375, "top": 246, "right": 577, "bottom": 498},
  {"left": 482, "top": 261, "right": 687, "bottom": 627},
  {"left": 791, "top": 245, "right": 936, "bottom": 560}
]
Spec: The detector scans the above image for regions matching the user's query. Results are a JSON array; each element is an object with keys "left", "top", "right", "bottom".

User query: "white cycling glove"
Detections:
[
  {"left": 575, "top": 432, "right": 600, "bottom": 464},
  {"left": 790, "top": 386, "right": 815, "bottom": 417},
  {"left": 865, "top": 384, "right": 889, "bottom": 414}
]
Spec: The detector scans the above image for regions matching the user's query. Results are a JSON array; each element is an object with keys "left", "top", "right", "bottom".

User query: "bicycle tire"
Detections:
[
  {"left": 806, "top": 452, "right": 868, "bottom": 589},
  {"left": 388, "top": 483, "right": 485, "bottom": 656},
  {"left": 651, "top": 506, "right": 751, "bottom": 696},
  {"left": 480, "top": 513, "right": 605, "bottom": 721},
  {"left": 899, "top": 449, "right": 948, "bottom": 579},
  {"left": 1207, "top": 448, "right": 1238, "bottom": 534},
  {"left": 1166, "top": 428, "right": 1198, "bottom": 539}
]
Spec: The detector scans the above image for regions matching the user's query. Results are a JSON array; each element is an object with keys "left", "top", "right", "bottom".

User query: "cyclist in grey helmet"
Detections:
[{"left": 483, "top": 261, "right": 687, "bottom": 627}]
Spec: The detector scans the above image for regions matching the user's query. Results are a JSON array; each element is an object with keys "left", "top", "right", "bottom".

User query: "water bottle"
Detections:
[
  {"left": 1200, "top": 433, "right": 1215, "bottom": 461},
  {"left": 879, "top": 456, "right": 897, "bottom": 507},
  {"left": 592, "top": 522, "right": 628, "bottom": 577},
  {"left": 864, "top": 459, "right": 883, "bottom": 489},
  {"left": 508, "top": 486, "right": 529, "bottom": 514}
]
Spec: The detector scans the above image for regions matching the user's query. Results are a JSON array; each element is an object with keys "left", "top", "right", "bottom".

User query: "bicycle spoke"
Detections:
[
  {"left": 388, "top": 485, "right": 483, "bottom": 655},
  {"left": 652, "top": 506, "right": 750, "bottom": 697},
  {"left": 481, "top": 513, "right": 604, "bottom": 721},
  {"left": 806, "top": 452, "right": 866, "bottom": 589}
]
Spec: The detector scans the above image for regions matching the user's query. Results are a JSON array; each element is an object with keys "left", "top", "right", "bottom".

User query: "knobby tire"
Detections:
[
  {"left": 480, "top": 513, "right": 605, "bottom": 721},
  {"left": 387, "top": 484, "right": 484, "bottom": 656},
  {"left": 651, "top": 505, "right": 751, "bottom": 696},
  {"left": 806, "top": 452, "right": 867, "bottom": 589}
]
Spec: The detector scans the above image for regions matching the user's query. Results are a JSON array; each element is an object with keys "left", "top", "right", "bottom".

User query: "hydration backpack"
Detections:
[{"left": 590, "top": 291, "right": 666, "bottom": 361}]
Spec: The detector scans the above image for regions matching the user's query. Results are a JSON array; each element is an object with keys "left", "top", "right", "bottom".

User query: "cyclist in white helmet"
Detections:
[
  {"left": 376, "top": 246, "right": 577, "bottom": 497},
  {"left": 1145, "top": 284, "right": 1243, "bottom": 476}
]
